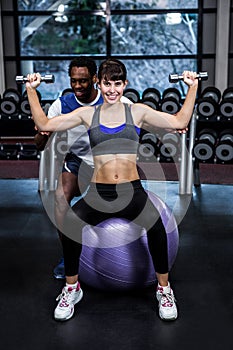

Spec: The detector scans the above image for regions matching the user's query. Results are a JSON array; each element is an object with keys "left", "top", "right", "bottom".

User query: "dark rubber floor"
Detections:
[{"left": 0, "top": 179, "right": 233, "bottom": 350}]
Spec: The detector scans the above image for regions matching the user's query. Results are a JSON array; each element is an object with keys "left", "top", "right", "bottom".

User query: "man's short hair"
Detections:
[{"left": 68, "top": 56, "right": 97, "bottom": 78}]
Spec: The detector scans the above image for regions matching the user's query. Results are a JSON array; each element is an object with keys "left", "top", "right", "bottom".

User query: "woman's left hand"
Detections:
[{"left": 176, "top": 127, "right": 188, "bottom": 134}]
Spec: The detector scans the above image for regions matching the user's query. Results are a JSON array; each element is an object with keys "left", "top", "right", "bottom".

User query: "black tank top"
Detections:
[{"left": 89, "top": 103, "right": 140, "bottom": 156}]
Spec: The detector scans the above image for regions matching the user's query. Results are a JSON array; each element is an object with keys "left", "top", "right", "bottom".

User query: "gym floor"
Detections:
[{"left": 0, "top": 178, "right": 233, "bottom": 350}]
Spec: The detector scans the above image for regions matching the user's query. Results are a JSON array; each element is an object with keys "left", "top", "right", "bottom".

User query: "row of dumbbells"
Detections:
[
  {"left": 0, "top": 88, "right": 44, "bottom": 119},
  {"left": 0, "top": 143, "right": 40, "bottom": 160},
  {"left": 0, "top": 75, "right": 55, "bottom": 118},
  {"left": 124, "top": 71, "right": 209, "bottom": 114},
  {"left": 1, "top": 85, "right": 182, "bottom": 118},
  {"left": 1, "top": 76, "right": 231, "bottom": 121},
  {"left": 137, "top": 128, "right": 233, "bottom": 164},
  {"left": 124, "top": 86, "right": 233, "bottom": 121},
  {"left": 0, "top": 71, "right": 210, "bottom": 118},
  {"left": 138, "top": 131, "right": 182, "bottom": 163},
  {"left": 196, "top": 86, "right": 233, "bottom": 120},
  {"left": 193, "top": 128, "right": 233, "bottom": 164},
  {"left": 124, "top": 87, "right": 184, "bottom": 115}
]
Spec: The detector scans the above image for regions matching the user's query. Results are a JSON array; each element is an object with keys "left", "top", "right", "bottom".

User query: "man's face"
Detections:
[{"left": 70, "top": 66, "right": 96, "bottom": 103}]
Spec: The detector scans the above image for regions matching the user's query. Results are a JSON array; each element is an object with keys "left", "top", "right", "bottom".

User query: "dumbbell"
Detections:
[
  {"left": 198, "top": 128, "right": 218, "bottom": 145},
  {"left": 18, "top": 144, "right": 39, "bottom": 160},
  {"left": 141, "top": 88, "right": 161, "bottom": 110},
  {"left": 196, "top": 86, "right": 222, "bottom": 120},
  {"left": 0, "top": 144, "right": 21, "bottom": 160},
  {"left": 142, "top": 88, "right": 161, "bottom": 104},
  {"left": 0, "top": 88, "right": 21, "bottom": 117},
  {"left": 123, "top": 88, "right": 140, "bottom": 103},
  {"left": 219, "top": 129, "right": 233, "bottom": 143},
  {"left": 19, "top": 90, "right": 42, "bottom": 118},
  {"left": 219, "top": 87, "right": 233, "bottom": 119},
  {"left": 138, "top": 130, "right": 159, "bottom": 161},
  {"left": 201, "top": 86, "right": 221, "bottom": 103},
  {"left": 158, "top": 132, "right": 180, "bottom": 162},
  {"left": 3, "top": 88, "right": 21, "bottom": 104},
  {"left": 169, "top": 71, "right": 208, "bottom": 83},
  {"left": 20, "top": 98, "right": 31, "bottom": 117},
  {"left": 215, "top": 140, "right": 233, "bottom": 164},
  {"left": 193, "top": 128, "right": 217, "bottom": 163},
  {"left": 215, "top": 129, "right": 233, "bottom": 163},
  {"left": 15, "top": 74, "right": 55, "bottom": 84},
  {"left": 160, "top": 88, "right": 181, "bottom": 114}
]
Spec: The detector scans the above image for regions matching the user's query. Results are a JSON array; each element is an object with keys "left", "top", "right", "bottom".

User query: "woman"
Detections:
[{"left": 26, "top": 58, "right": 198, "bottom": 322}]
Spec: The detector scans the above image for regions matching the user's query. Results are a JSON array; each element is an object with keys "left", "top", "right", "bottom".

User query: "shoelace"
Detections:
[
  {"left": 160, "top": 292, "right": 176, "bottom": 307},
  {"left": 56, "top": 287, "right": 73, "bottom": 305}
]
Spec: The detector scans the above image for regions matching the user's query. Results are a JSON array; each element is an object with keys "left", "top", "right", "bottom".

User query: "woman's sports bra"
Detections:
[{"left": 88, "top": 104, "right": 140, "bottom": 156}]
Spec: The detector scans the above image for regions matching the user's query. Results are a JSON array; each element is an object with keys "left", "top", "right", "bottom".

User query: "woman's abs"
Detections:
[{"left": 92, "top": 154, "right": 139, "bottom": 184}]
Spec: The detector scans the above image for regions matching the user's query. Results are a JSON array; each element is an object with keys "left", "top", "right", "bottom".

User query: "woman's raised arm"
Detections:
[
  {"left": 138, "top": 70, "right": 199, "bottom": 131},
  {"left": 26, "top": 73, "right": 90, "bottom": 132}
]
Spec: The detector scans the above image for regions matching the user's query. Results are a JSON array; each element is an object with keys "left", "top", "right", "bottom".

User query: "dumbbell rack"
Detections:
[
  {"left": 181, "top": 110, "right": 233, "bottom": 194},
  {"left": 0, "top": 87, "right": 52, "bottom": 179},
  {"left": 0, "top": 97, "right": 40, "bottom": 178},
  {"left": 0, "top": 136, "right": 40, "bottom": 179}
]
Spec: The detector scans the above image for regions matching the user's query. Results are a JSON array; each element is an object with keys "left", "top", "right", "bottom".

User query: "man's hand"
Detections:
[{"left": 34, "top": 132, "right": 50, "bottom": 151}]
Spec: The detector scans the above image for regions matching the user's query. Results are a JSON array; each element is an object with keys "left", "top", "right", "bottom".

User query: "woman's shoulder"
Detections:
[{"left": 131, "top": 102, "right": 147, "bottom": 112}]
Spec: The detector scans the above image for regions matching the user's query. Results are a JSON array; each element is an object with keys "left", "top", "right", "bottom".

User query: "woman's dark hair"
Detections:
[
  {"left": 68, "top": 56, "right": 97, "bottom": 78},
  {"left": 98, "top": 58, "right": 127, "bottom": 82}
]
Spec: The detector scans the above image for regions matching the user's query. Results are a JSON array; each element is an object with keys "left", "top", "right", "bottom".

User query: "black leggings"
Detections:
[{"left": 61, "top": 180, "right": 169, "bottom": 276}]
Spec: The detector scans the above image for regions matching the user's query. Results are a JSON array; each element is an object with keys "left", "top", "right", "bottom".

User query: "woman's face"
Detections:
[{"left": 99, "top": 79, "right": 127, "bottom": 104}]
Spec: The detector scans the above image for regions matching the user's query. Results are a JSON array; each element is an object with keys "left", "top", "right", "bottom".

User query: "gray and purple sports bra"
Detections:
[{"left": 88, "top": 104, "right": 140, "bottom": 156}]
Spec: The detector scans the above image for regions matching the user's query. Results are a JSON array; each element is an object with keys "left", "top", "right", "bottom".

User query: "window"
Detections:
[{"left": 2, "top": 0, "right": 199, "bottom": 99}]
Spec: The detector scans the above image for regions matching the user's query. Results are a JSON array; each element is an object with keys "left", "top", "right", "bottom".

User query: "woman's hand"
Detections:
[
  {"left": 25, "top": 72, "right": 42, "bottom": 89},
  {"left": 182, "top": 70, "right": 198, "bottom": 87}
]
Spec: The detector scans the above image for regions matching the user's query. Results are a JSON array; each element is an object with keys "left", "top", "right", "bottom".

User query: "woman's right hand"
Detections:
[
  {"left": 26, "top": 72, "right": 42, "bottom": 89},
  {"left": 182, "top": 70, "right": 198, "bottom": 88}
]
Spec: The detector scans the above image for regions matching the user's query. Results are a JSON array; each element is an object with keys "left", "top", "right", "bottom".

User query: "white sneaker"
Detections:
[
  {"left": 156, "top": 283, "right": 178, "bottom": 321},
  {"left": 54, "top": 282, "right": 83, "bottom": 321}
]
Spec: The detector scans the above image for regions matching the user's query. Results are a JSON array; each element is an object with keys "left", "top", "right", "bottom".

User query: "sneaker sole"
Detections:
[
  {"left": 53, "top": 273, "right": 65, "bottom": 280},
  {"left": 159, "top": 310, "right": 178, "bottom": 321},
  {"left": 54, "top": 289, "right": 83, "bottom": 322},
  {"left": 53, "top": 266, "right": 65, "bottom": 280}
]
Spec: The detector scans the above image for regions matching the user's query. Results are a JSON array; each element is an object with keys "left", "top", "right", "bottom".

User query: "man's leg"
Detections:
[{"left": 53, "top": 171, "right": 81, "bottom": 279}]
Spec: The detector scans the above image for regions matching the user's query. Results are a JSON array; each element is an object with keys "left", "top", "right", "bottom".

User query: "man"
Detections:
[{"left": 35, "top": 56, "right": 132, "bottom": 279}]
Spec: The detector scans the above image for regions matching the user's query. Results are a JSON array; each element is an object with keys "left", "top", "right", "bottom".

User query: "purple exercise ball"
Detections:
[{"left": 79, "top": 190, "right": 179, "bottom": 290}]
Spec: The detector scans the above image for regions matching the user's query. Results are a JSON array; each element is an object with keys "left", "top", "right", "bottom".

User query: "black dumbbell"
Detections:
[
  {"left": 15, "top": 74, "right": 55, "bottom": 84},
  {"left": 160, "top": 87, "right": 181, "bottom": 114},
  {"left": 201, "top": 86, "right": 221, "bottom": 103},
  {"left": 198, "top": 128, "right": 218, "bottom": 145},
  {"left": 159, "top": 132, "right": 180, "bottom": 161},
  {"left": 142, "top": 88, "right": 161, "bottom": 104},
  {"left": 215, "top": 140, "right": 233, "bottom": 164},
  {"left": 215, "top": 129, "right": 233, "bottom": 164},
  {"left": 123, "top": 88, "right": 140, "bottom": 103},
  {"left": 193, "top": 128, "right": 217, "bottom": 163},
  {"left": 169, "top": 72, "right": 208, "bottom": 83},
  {"left": 219, "top": 88, "right": 233, "bottom": 119}
]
